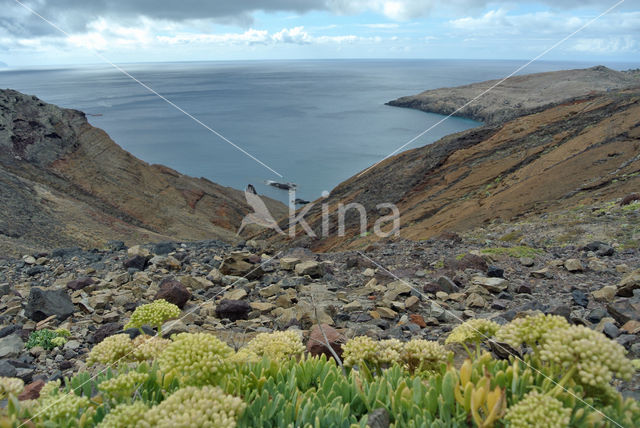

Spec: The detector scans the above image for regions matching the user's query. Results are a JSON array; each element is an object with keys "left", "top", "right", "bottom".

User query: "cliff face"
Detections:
[
  {"left": 275, "top": 88, "right": 640, "bottom": 251},
  {"left": 0, "top": 89, "right": 286, "bottom": 255},
  {"left": 387, "top": 66, "right": 640, "bottom": 123}
]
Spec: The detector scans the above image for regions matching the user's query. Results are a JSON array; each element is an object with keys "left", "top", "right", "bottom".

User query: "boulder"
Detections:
[
  {"left": 0, "top": 334, "right": 24, "bottom": 358},
  {"left": 306, "top": 324, "right": 343, "bottom": 359},
  {"left": 592, "top": 285, "right": 617, "bottom": 302},
  {"left": 294, "top": 261, "right": 324, "bottom": 278},
  {"left": 66, "top": 277, "right": 95, "bottom": 291},
  {"left": 472, "top": 276, "right": 508, "bottom": 293},
  {"left": 18, "top": 379, "right": 45, "bottom": 401},
  {"left": 564, "top": 259, "right": 584, "bottom": 272},
  {"left": 25, "top": 288, "right": 75, "bottom": 322},
  {"left": 607, "top": 299, "right": 640, "bottom": 325},
  {"left": 215, "top": 299, "right": 251, "bottom": 321},
  {"left": 123, "top": 255, "right": 149, "bottom": 271},
  {"left": 219, "top": 252, "right": 264, "bottom": 280},
  {"left": 155, "top": 278, "right": 191, "bottom": 308},
  {"left": 617, "top": 270, "right": 640, "bottom": 297}
]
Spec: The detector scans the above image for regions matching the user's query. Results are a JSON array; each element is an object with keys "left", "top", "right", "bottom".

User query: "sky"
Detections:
[{"left": 0, "top": 0, "right": 638, "bottom": 66}]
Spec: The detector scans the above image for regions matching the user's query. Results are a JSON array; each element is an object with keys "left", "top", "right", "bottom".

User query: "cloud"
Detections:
[{"left": 572, "top": 36, "right": 638, "bottom": 53}]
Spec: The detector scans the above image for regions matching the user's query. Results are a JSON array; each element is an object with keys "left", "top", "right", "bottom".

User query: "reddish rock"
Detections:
[
  {"left": 66, "top": 277, "right": 95, "bottom": 291},
  {"left": 155, "top": 278, "right": 191, "bottom": 309},
  {"left": 620, "top": 193, "right": 640, "bottom": 206},
  {"left": 18, "top": 379, "right": 45, "bottom": 401},
  {"left": 307, "top": 324, "right": 344, "bottom": 360},
  {"left": 409, "top": 314, "right": 427, "bottom": 328}
]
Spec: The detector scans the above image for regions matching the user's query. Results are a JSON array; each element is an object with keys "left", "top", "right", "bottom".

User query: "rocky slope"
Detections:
[
  {"left": 387, "top": 66, "right": 640, "bottom": 123},
  {"left": 0, "top": 198, "right": 638, "bottom": 399},
  {"left": 0, "top": 89, "right": 287, "bottom": 256},
  {"left": 274, "top": 87, "right": 640, "bottom": 252}
]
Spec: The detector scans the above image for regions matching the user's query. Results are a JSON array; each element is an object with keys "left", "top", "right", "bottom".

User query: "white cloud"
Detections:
[
  {"left": 572, "top": 36, "right": 638, "bottom": 53},
  {"left": 272, "top": 26, "right": 313, "bottom": 44}
]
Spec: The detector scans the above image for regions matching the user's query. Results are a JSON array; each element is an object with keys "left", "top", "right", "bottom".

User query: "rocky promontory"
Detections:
[{"left": 387, "top": 66, "right": 640, "bottom": 123}]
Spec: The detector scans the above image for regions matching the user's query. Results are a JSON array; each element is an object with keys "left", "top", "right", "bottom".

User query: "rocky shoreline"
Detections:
[
  {"left": 387, "top": 66, "right": 640, "bottom": 123},
  {"left": 1, "top": 198, "right": 638, "bottom": 401}
]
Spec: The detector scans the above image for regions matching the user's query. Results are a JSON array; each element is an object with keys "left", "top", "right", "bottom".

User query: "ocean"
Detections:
[{"left": 1, "top": 59, "right": 638, "bottom": 203}]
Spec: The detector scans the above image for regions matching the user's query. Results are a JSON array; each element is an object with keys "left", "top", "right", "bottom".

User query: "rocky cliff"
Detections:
[
  {"left": 0, "top": 89, "right": 286, "bottom": 256},
  {"left": 387, "top": 66, "right": 640, "bottom": 123},
  {"left": 274, "top": 87, "right": 640, "bottom": 252}
]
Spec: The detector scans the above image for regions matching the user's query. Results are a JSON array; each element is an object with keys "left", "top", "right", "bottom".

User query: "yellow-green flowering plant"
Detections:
[{"left": 125, "top": 299, "right": 181, "bottom": 333}]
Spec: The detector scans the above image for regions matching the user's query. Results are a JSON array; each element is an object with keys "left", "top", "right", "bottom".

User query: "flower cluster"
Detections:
[
  {"left": 125, "top": 299, "right": 181, "bottom": 331},
  {"left": 445, "top": 319, "right": 500, "bottom": 345},
  {"left": 377, "top": 339, "right": 404, "bottom": 365},
  {"left": 97, "top": 402, "right": 148, "bottom": 428},
  {"left": 98, "top": 371, "right": 149, "bottom": 395},
  {"left": 504, "top": 391, "right": 571, "bottom": 428},
  {"left": 131, "top": 335, "right": 171, "bottom": 362},
  {"left": 0, "top": 377, "right": 24, "bottom": 398},
  {"left": 36, "top": 391, "right": 92, "bottom": 424},
  {"left": 402, "top": 339, "right": 452, "bottom": 373},
  {"left": 494, "top": 313, "right": 569, "bottom": 349},
  {"left": 137, "top": 386, "right": 246, "bottom": 428},
  {"left": 157, "top": 333, "right": 234, "bottom": 386},
  {"left": 234, "top": 331, "right": 305, "bottom": 363},
  {"left": 342, "top": 336, "right": 380, "bottom": 368},
  {"left": 342, "top": 336, "right": 450, "bottom": 373},
  {"left": 540, "top": 325, "right": 633, "bottom": 389},
  {"left": 87, "top": 334, "right": 134, "bottom": 366}
]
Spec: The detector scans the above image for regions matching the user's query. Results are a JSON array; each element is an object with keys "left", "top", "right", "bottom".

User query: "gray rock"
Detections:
[
  {"left": 25, "top": 287, "right": 76, "bottom": 322},
  {"left": 0, "top": 360, "right": 17, "bottom": 377},
  {"left": 366, "top": 408, "right": 390, "bottom": 428},
  {"left": 0, "top": 334, "right": 24, "bottom": 358},
  {"left": 436, "top": 276, "right": 459, "bottom": 293},
  {"left": 603, "top": 322, "right": 620, "bottom": 339}
]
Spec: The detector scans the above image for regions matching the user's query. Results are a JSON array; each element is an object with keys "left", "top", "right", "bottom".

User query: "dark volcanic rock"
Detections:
[
  {"left": 123, "top": 255, "right": 149, "bottom": 271},
  {"left": 25, "top": 288, "right": 75, "bottom": 322},
  {"left": 607, "top": 299, "right": 640, "bottom": 325},
  {"left": 92, "top": 323, "right": 123, "bottom": 344},
  {"left": 571, "top": 290, "right": 589, "bottom": 308},
  {"left": 154, "top": 242, "right": 176, "bottom": 255},
  {"left": 487, "top": 266, "right": 504, "bottom": 278},
  {"left": 66, "top": 277, "right": 95, "bottom": 291},
  {"left": 215, "top": 299, "right": 251, "bottom": 321},
  {"left": 155, "top": 278, "right": 191, "bottom": 309},
  {"left": 0, "top": 359, "right": 17, "bottom": 377}
]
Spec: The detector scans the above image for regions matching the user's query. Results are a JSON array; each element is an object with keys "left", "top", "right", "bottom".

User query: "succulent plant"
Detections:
[
  {"left": 402, "top": 339, "right": 452, "bottom": 374},
  {"left": 25, "top": 328, "right": 71, "bottom": 351},
  {"left": 494, "top": 313, "right": 569, "bottom": 350},
  {"left": 233, "top": 330, "right": 305, "bottom": 363},
  {"left": 130, "top": 335, "right": 171, "bottom": 362},
  {"left": 157, "top": 332, "right": 234, "bottom": 386},
  {"left": 125, "top": 299, "right": 181, "bottom": 332},
  {"left": 540, "top": 325, "right": 633, "bottom": 391},
  {"left": 98, "top": 371, "right": 149, "bottom": 396},
  {"left": 97, "top": 402, "right": 149, "bottom": 428},
  {"left": 504, "top": 391, "right": 571, "bottom": 428},
  {"left": 0, "top": 377, "right": 24, "bottom": 399},
  {"left": 87, "top": 334, "right": 135, "bottom": 366},
  {"left": 138, "top": 386, "right": 246, "bottom": 428},
  {"left": 445, "top": 318, "right": 500, "bottom": 347}
]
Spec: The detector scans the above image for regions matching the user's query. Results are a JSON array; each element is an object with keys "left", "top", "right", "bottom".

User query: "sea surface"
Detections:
[{"left": 1, "top": 59, "right": 638, "bottom": 203}]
